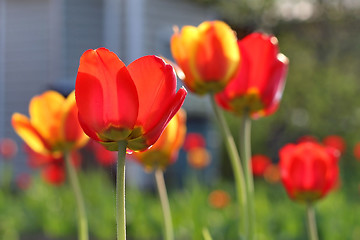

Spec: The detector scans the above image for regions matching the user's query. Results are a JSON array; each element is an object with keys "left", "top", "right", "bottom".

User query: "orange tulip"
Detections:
[
  {"left": 171, "top": 21, "right": 240, "bottom": 95},
  {"left": 12, "top": 90, "right": 88, "bottom": 156},
  {"left": 208, "top": 190, "right": 231, "bottom": 209},
  {"left": 131, "top": 109, "right": 186, "bottom": 170},
  {"left": 216, "top": 32, "right": 289, "bottom": 118},
  {"left": 75, "top": 48, "right": 187, "bottom": 151}
]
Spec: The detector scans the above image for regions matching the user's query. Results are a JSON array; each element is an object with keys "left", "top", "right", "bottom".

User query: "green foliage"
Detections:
[{"left": 1, "top": 169, "right": 360, "bottom": 240}]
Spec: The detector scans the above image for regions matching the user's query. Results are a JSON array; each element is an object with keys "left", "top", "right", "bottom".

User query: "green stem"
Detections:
[
  {"left": 202, "top": 228, "right": 213, "bottom": 240},
  {"left": 65, "top": 152, "right": 89, "bottom": 240},
  {"left": 306, "top": 203, "right": 319, "bottom": 240},
  {"left": 240, "top": 113, "right": 255, "bottom": 240},
  {"left": 210, "top": 95, "right": 248, "bottom": 238},
  {"left": 155, "top": 168, "right": 174, "bottom": 240},
  {"left": 117, "top": 141, "right": 127, "bottom": 240}
]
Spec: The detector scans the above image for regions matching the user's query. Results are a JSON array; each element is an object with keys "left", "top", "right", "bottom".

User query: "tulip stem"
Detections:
[
  {"left": 210, "top": 95, "right": 248, "bottom": 238},
  {"left": 117, "top": 141, "right": 127, "bottom": 240},
  {"left": 202, "top": 228, "right": 213, "bottom": 240},
  {"left": 306, "top": 203, "right": 319, "bottom": 240},
  {"left": 240, "top": 113, "right": 255, "bottom": 240},
  {"left": 155, "top": 168, "right": 174, "bottom": 240},
  {"left": 65, "top": 152, "right": 89, "bottom": 240}
]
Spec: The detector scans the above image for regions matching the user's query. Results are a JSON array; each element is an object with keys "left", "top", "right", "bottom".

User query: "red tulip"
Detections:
[
  {"left": 0, "top": 138, "right": 18, "bottom": 160},
  {"left": 279, "top": 142, "right": 339, "bottom": 202},
  {"left": 88, "top": 140, "right": 117, "bottom": 166},
  {"left": 75, "top": 48, "right": 187, "bottom": 151},
  {"left": 216, "top": 32, "right": 289, "bottom": 119},
  {"left": 183, "top": 133, "right": 206, "bottom": 152},
  {"left": 323, "top": 135, "right": 346, "bottom": 155},
  {"left": 251, "top": 154, "right": 271, "bottom": 177},
  {"left": 16, "top": 173, "right": 32, "bottom": 190}
]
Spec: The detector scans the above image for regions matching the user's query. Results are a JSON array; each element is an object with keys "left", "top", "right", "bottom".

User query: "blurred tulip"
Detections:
[
  {"left": 171, "top": 21, "right": 240, "bottom": 94},
  {"left": 297, "top": 135, "right": 318, "bottom": 144},
  {"left": 12, "top": 91, "right": 88, "bottom": 156},
  {"left": 75, "top": 48, "right": 186, "bottom": 151},
  {"left": 264, "top": 164, "right": 281, "bottom": 184},
  {"left": 0, "top": 138, "right": 18, "bottom": 160},
  {"left": 279, "top": 142, "right": 339, "bottom": 202},
  {"left": 187, "top": 147, "right": 211, "bottom": 169},
  {"left": 251, "top": 154, "right": 271, "bottom": 177},
  {"left": 208, "top": 190, "right": 231, "bottom": 209},
  {"left": 323, "top": 135, "right": 346, "bottom": 155},
  {"left": 16, "top": 173, "right": 31, "bottom": 190},
  {"left": 183, "top": 133, "right": 206, "bottom": 152},
  {"left": 216, "top": 32, "right": 289, "bottom": 119},
  {"left": 353, "top": 142, "right": 360, "bottom": 160},
  {"left": 88, "top": 140, "right": 117, "bottom": 166},
  {"left": 131, "top": 109, "right": 186, "bottom": 170},
  {"left": 25, "top": 145, "right": 81, "bottom": 186}
]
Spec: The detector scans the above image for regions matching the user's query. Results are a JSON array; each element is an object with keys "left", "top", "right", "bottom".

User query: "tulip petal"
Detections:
[
  {"left": 76, "top": 48, "right": 139, "bottom": 141},
  {"left": 261, "top": 54, "right": 289, "bottom": 116},
  {"left": 140, "top": 87, "right": 187, "bottom": 148},
  {"left": 29, "top": 91, "right": 64, "bottom": 148},
  {"left": 62, "top": 91, "right": 88, "bottom": 149},
  {"left": 76, "top": 73, "right": 105, "bottom": 140},
  {"left": 239, "top": 33, "right": 279, "bottom": 92},
  {"left": 194, "top": 21, "right": 239, "bottom": 83},
  {"left": 12, "top": 113, "right": 51, "bottom": 154},
  {"left": 128, "top": 87, "right": 187, "bottom": 151},
  {"left": 171, "top": 25, "right": 200, "bottom": 90},
  {"left": 127, "top": 55, "right": 177, "bottom": 131}
]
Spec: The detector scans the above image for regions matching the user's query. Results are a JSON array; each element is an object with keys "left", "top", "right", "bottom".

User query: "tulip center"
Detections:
[
  {"left": 99, "top": 126, "right": 132, "bottom": 142},
  {"left": 293, "top": 190, "right": 322, "bottom": 202},
  {"left": 230, "top": 89, "right": 264, "bottom": 116}
]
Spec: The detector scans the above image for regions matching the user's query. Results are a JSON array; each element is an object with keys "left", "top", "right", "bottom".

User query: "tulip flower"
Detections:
[
  {"left": 16, "top": 173, "right": 31, "bottom": 191},
  {"left": 208, "top": 190, "right": 231, "bottom": 209},
  {"left": 216, "top": 32, "right": 289, "bottom": 119},
  {"left": 131, "top": 109, "right": 186, "bottom": 171},
  {"left": 279, "top": 142, "right": 339, "bottom": 202},
  {"left": 183, "top": 133, "right": 206, "bottom": 152},
  {"left": 12, "top": 90, "right": 89, "bottom": 240},
  {"left": 75, "top": 48, "right": 186, "bottom": 240},
  {"left": 280, "top": 141, "right": 338, "bottom": 240},
  {"left": 12, "top": 90, "right": 88, "bottom": 155},
  {"left": 251, "top": 154, "right": 271, "bottom": 177},
  {"left": 171, "top": 21, "right": 249, "bottom": 238},
  {"left": 323, "top": 135, "right": 346, "bottom": 155},
  {"left": 171, "top": 20, "right": 240, "bottom": 95},
  {"left": 187, "top": 147, "right": 211, "bottom": 169},
  {"left": 75, "top": 48, "right": 187, "bottom": 152},
  {"left": 0, "top": 138, "right": 18, "bottom": 160},
  {"left": 264, "top": 164, "right": 281, "bottom": 184},
  {"left": 353, "top": 142, "right": 360, "bottom": 160}
]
